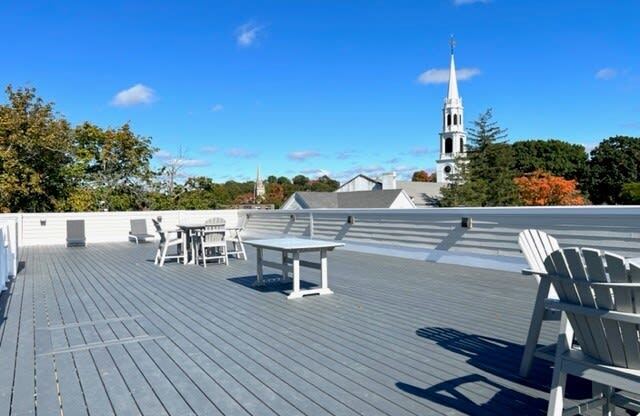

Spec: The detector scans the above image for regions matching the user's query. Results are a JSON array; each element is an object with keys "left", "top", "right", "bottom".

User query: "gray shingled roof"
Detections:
[
  {"left": 397, "top": 181, "right": 443, "bottom": 206},
  {"left": 292, "top": 189, "right": 405, "bottom": 208}
]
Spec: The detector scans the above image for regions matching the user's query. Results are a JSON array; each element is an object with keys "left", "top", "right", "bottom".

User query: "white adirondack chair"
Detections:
[
  {"left": 227, "top": 215, "right": 247, "bottom": 260},
  {"left": 198, "top": 217, "right": 228, "bottom": 267},
  {"left": 519, "top": 229, "right": 571, "bottom": 377},
  {"left": 152, "top": 219, "right": 183, "bottom": 266},
  {"left": 543, "top": 248, "right": 640, "bottom": 416}
]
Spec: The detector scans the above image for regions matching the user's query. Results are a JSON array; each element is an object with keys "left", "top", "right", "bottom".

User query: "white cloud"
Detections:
[
  {"left": 288, "top": 150, "right": 321, "bottom": 161},
  {"left": 201, "top": 146, "right": 218, "bottom": 154},
  {"left": 236, "top": 22, "right": 263, "bottom": 47},
  {"left": 409, "top": 146, "right": 431, "bottom": 155},
  {"left": 418, "top": 68, "right": 481, "bottom": 84},
  {"left": 301, "top": 168, "right": 332, "bottom": 177},
  {"left": 155, "top": 149, "right": 209, "bottom": 167},
  {"left": 211, "top": 104, "right": 224, "bottom": 112},
  {"left": 154, "top": 149, "right": 172, "bottom": 160},
  {"left": 595, "top": 68, "right": 617, "bottom": 80},
  {"left": 336, "top": 150, "right": 354, "bottom": 160},
  {"left": 111, "top": 84, "right": 155, "bottom": 107},
  {"left": 180, "top": 159, "right": 209, "bottom": 167},
  {"left": 226, "top": 147, "right": 258, "bottom": 158},
  {"left": 170, "top": 158, "right": 210, "bottom": 168},
  {"left": 453, "top": 0, "right": 490, "bottom": 5}
]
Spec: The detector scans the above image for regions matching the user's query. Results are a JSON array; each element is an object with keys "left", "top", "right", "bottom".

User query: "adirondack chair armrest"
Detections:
[
  {"left": 545, "top": 300, "right": 640, "bottom": 325},
  {"left": 522, "top": 268, "right": 544, "bottom": 276}
]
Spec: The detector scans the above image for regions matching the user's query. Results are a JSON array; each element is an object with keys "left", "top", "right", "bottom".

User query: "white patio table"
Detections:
[
  {"left": 245, "top": 238, "right": 345, "bottom": 299},
  {"left": 176, "top": 223, "right": 207, "bottom": 264}
]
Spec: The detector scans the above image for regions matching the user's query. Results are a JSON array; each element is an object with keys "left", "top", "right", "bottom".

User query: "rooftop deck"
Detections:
[{"left": 1, "top": 243, "right": 590, "bottom": 415}]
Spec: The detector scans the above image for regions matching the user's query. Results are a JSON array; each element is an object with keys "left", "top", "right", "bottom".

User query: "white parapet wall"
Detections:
[
  {"left": 0, "top": 210, "right": 240, "bottom": 247},
  {"left": 241, "top": 206, "right": 640, "bottom": 272},
  {"left": 2, "top": 206, "right": 640, "bottom": 274},
  {"left": 0, "top": 218, "right": 19, "bottom": 291}
]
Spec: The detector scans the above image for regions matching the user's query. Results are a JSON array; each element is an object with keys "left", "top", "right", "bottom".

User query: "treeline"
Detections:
[
  {"left": 0, "top": 86, "right": 338, "bottom": 212},
  {"left": 435, "top": 109, "right": 640, "bottom": 206},
  {"left": 2, "top": 86, "right": 639, "bottom": 212}
]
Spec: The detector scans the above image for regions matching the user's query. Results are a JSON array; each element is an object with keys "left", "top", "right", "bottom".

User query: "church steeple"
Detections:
[
  {"left": 447, "top": 38, "right": 459, "bottom": 101},
  {"left": 436, "top": 36, "right": 467, "bottom": 184},
  {"left": 254, "top": 165, "right": 265, "bottom": 202}
]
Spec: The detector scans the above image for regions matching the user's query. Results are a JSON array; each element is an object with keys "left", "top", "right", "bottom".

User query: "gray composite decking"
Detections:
[{"left": 0, "top": 243, "right": 592, "bottom": 415}]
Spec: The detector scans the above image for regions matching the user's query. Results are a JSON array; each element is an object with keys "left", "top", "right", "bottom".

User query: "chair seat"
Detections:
[
  {"left": 561, "top": 350, "right": 640, "bottom": 393},
  {"left": 130, "top": 232, "right": 154, "bottom": 238}
]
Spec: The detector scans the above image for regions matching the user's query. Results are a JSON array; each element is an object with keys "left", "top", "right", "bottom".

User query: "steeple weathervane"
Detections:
[{"left": 449, "top": 35, "right": 456, "bottom": 55}]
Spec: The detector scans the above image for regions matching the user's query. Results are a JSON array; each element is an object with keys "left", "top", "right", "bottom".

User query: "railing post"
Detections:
[{"left": 309, "top": 213, "right": 314, "bottom": 239}]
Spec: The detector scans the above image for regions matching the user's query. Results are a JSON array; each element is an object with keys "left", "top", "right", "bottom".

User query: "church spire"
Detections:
[{"left": 447, "top": 36, "right": 459, "bottom": 101}]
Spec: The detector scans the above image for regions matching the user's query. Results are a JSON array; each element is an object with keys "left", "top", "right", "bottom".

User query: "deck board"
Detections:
[{"left": 0, "top": 242, "right": 597, "bottom": 415}]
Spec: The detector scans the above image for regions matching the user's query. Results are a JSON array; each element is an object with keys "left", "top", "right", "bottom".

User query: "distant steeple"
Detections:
[
  {"left": 254, "top": 165, "right": 265, "bottom": 202},
  {"left": 447, "top": 36, "right": 459, "bottom": 101}
]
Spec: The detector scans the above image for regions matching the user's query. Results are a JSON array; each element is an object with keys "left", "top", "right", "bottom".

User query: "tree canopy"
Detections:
[
  {"left": 583, "top": 136, "right": 640, "bottom": 204},
  {"left": 411, "top": 170, "right": 436, "bottom": 182},
  {"left": 512, "top": 139, "right": 587, "bottom": 180},
  {"left": 514, "top": 170, "right": 585, "bottom": 206},
  {"left": 0, "top": 86, "right": 73, "bottom": 212},
  {"left": 440, "top": 109, "right": 520, "bottom": 207}
]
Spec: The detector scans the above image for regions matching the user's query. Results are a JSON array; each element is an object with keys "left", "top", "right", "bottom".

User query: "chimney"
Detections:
[{"left": 381, "top": 172, "right": 397, "bottom": 190}]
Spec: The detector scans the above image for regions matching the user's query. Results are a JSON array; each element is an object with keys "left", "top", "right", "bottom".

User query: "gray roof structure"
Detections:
[
  {"left": 337, "top": 174, "right": 381, "bottom": 188},
  {"left": 396, "top": 181, "right": 443, "bottom": 207},
  {"left": 284, "top": 189, "right": 410, "bottom": 209}
]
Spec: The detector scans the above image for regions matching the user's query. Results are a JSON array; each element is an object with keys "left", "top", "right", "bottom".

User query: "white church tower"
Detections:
[{"left": 436, "top": 37, "right": 467, "bottom": 183}]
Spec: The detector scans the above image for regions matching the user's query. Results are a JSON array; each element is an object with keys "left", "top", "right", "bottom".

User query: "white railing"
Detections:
[
  {"left": 240, "top": 206, "right": 640, "bottom": 272},
  {"left": 0, "top": 218, "right": 18, "bottom": 292},
  {"left": 1, "top": 206, "right": 639, "bottom": 273}
]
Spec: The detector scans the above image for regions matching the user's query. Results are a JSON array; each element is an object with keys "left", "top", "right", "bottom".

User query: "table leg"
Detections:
[
  {"left": 281, "top": 251, "right": 289, "bottom": 281},
  {"left": 253, "top": 247, "right": 265, "bottom": 287},
  {"left": 318, "top": 248, "right": 333, "bottom": 296},
  {"left": 287, "top": 252, "right": 302, "bottom": 299},
  {"left": 182, "top": 231, "right": 188, "bottom": 264}
]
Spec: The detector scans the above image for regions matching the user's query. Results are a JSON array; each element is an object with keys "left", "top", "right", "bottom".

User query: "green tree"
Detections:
[
  {"left": 620, "top": 182, "right": 640, "bottom": 204},
  {"left": 0, "top": 86, "right": 74, "bottom": 212},
  {"left": 512, "top": 139, "right": 587, "bottom": 180},
  {"left": 277, "top": 176, "right": 291, "bottom": 185},
  {"left": 292, "top": 175, "right": 309, "bottom": 186},
  {"left": 307, "top": 175, "right": 340, "bottom": 192},
  {"left": 411, "top": 170, "right": 436, "bottom": 182},
  {"left": 583, "top": 136, "right": 640, "bottom": 204},
  {"left": 73, "top": 122, "right": 156, "bottom": 210},
  {"left": 440, "top": 109, "right": 520, "bottom": 207}
]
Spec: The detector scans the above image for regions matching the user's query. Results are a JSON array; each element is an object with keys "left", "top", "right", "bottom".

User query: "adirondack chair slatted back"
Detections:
[
  {"left": 544, "top": 248, "right": 640, "bottom": 370},
  {"left": 205, "top": 217, "right": 225, "bottom": 243},
  {"left": 518, "top": 229, "right": 560, "bottom": 276}
]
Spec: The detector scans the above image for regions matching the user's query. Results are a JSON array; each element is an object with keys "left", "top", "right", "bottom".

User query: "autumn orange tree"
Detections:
[{"left": 514, "top": 170, "right": 586, "bottom": 206}]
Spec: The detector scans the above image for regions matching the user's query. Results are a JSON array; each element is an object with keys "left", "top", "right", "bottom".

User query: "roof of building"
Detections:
[
  {"left": 284, "top": 189, "right": 412, "bottom": 209},
  {"left": 338, "top": 174, "right": 381, "bottom": 189},
  {"left": 397, "top": 181, "right": 443, "bottom": 207}
]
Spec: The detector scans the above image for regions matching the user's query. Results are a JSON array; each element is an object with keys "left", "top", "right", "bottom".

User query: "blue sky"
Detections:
[{"left": 1, "top": 0, "right": 638, "bottom": 182}]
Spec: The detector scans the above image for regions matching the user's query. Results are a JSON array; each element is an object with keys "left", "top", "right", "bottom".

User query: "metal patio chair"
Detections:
[{"left": 129, "top": 219, "right": 154, "bottom": 244}]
